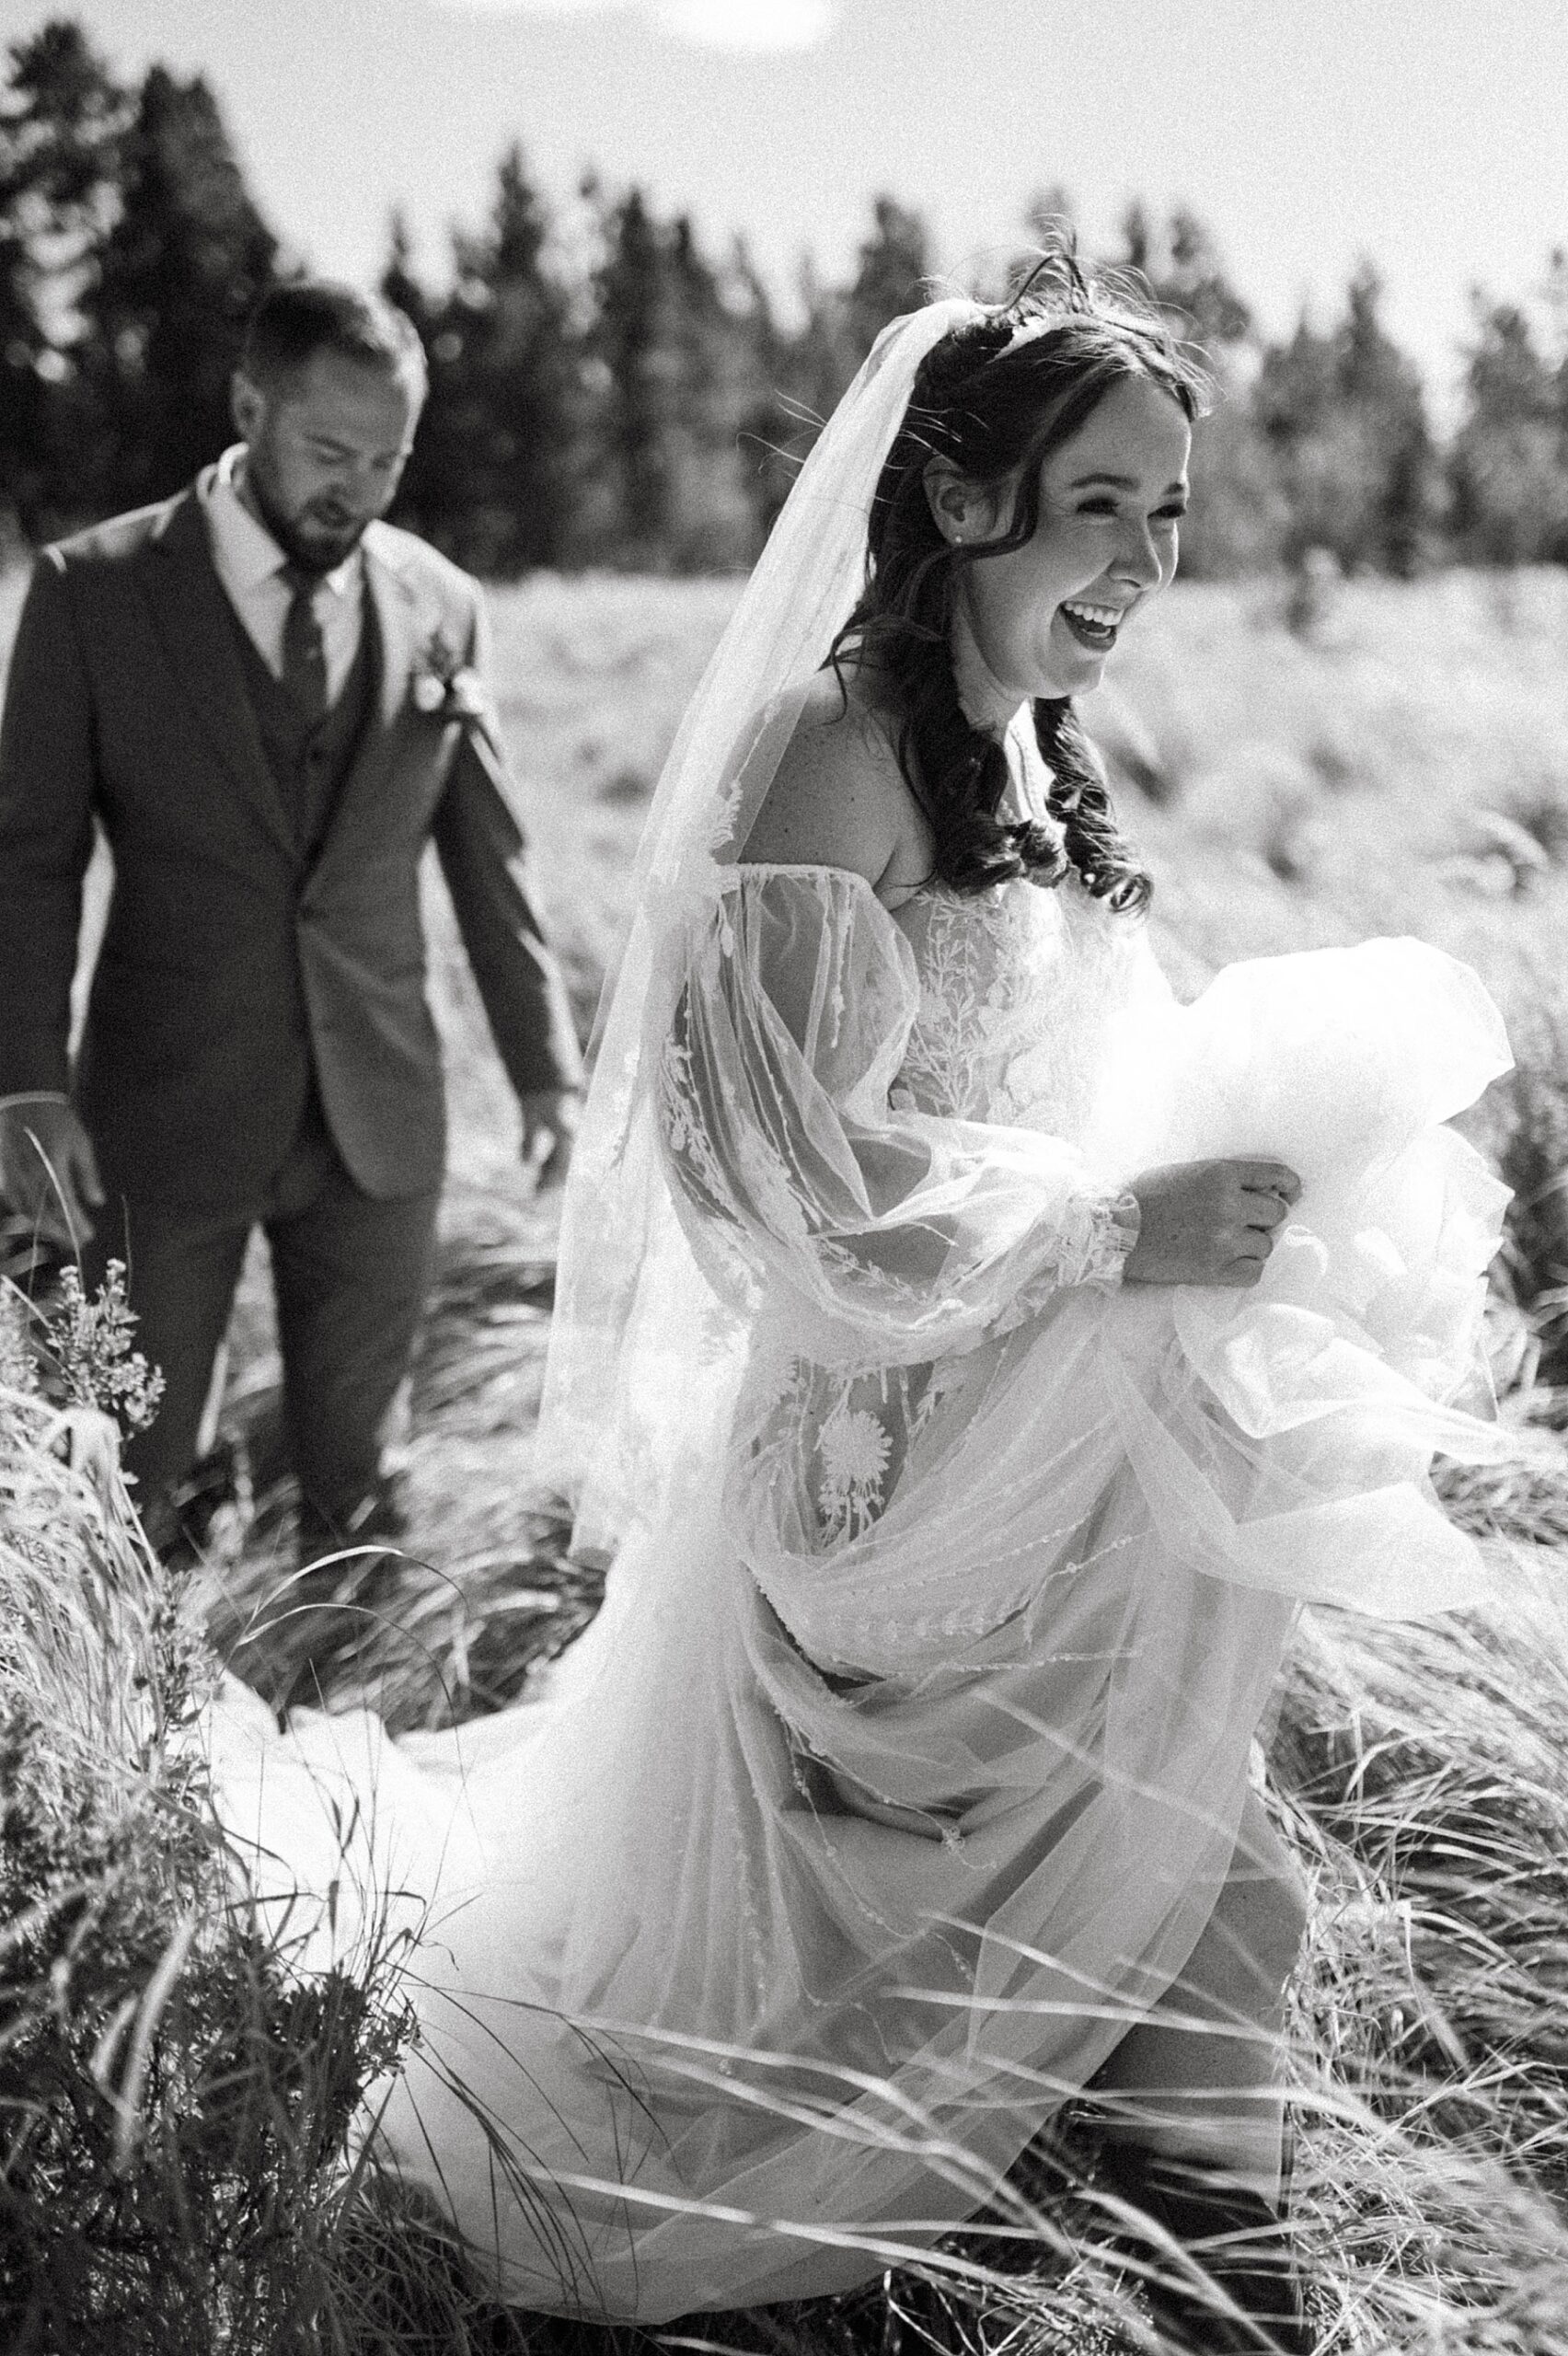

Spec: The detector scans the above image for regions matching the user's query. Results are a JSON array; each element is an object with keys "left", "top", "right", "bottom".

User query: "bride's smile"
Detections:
[{"left": 929, "top": 371, "right": 1193, "bottom": 725}]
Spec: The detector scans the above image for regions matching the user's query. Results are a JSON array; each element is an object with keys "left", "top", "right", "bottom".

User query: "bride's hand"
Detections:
[{"left": 1122, "top": 1159, "right": 1301, "bottom": 1288}]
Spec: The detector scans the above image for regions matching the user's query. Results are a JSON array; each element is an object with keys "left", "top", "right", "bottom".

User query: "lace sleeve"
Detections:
[
  {"left": 656, "top": 865, "right": 1139, "bottom": 1361},
  {"left": 994, "top": 1183, "right": 1140, "bottom": 1335}
]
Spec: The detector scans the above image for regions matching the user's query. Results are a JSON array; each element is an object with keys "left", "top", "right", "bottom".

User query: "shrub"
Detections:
[{"left": 0, "top": 1275, "right": 416, "bottom": 2354}]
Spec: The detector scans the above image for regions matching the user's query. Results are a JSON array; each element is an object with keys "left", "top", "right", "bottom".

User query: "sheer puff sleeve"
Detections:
[{"left": 655, "top": 863, "right": 1140, "bottom": 1367}]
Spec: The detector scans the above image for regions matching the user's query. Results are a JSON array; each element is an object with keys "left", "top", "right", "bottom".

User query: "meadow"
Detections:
[{"left": 6, "top": 564, "right": 1568, "bottom": 2350}]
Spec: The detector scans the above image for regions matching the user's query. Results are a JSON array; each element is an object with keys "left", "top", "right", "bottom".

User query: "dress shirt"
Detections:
[{"left": 201, "top": 445, "right": 364, "bottom": 703}]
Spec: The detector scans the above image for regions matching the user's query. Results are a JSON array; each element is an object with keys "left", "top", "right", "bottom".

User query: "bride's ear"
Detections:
[{"left": 923, "top": 459, "right": 1001, "bottom": 548}]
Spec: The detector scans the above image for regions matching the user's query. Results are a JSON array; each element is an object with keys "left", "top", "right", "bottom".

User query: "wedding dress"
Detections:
[
  {"left": 207, "top": 818, "right": 1513, "bottom": 2319},
  {"left": 202, "top": 299, "right": 1518, "bottom": 2323}
]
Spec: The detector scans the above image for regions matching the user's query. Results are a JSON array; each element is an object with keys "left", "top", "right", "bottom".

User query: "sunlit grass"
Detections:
[{"left": 0, "top": 1288, "right": 421, "bottom": 2350}]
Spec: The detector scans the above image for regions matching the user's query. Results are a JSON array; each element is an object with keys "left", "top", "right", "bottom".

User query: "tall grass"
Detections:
[{"left": 0, "top": 1276, "right": 421, "bottom": 2352}]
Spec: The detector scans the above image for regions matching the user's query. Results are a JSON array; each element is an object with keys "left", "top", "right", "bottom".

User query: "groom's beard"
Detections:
[{"left": 241, "top": 451, "right": 369, "bottom": 578}]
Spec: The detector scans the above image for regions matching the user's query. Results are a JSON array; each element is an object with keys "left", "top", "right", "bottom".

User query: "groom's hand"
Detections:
[
  {"left": 1123, "top": 1158, "right": 1301, "bottom": 1288},
  {"left": 0, "top": 1096, "right": 106, "bottom": 1249},
  {"left": 518, "top": 1088, "right": 581, "bottom": 1193}
]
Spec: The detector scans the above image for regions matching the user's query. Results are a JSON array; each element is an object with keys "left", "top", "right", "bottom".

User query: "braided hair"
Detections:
[{"left": 828, "top": 248, "right": 1211, "bottom": 910}]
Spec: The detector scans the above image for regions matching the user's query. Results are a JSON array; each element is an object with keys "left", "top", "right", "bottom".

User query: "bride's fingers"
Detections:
[
  {"left": 1237, "top": 1161, "right": 1301, "bottom": 1203},
  {"left": 1239, "top": 1183, "right": 1299, "bottom": 1227}
]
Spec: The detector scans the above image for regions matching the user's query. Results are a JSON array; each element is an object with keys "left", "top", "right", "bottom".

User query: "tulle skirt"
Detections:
[{"left": 205, "top": 936, "right": 1516, "bottom": 2320}]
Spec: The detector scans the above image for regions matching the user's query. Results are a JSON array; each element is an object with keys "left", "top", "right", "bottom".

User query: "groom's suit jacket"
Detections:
[{"left": 0, "top": 475, "right": 583, "bottom": 1219}]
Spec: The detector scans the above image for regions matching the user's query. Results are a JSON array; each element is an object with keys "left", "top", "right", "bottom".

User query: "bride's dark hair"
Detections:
[{"left": 829, "top": 248, "right": 1211, "bottom": 909}]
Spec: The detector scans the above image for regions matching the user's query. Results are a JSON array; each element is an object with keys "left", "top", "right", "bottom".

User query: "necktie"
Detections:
[{"left": 280, "top": 565, "right": 329, "bottom": 729}]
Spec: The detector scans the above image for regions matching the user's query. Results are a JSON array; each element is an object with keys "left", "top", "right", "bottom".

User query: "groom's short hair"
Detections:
[{"left": 241, "top": 280, "right": 428, "bottom": 398}]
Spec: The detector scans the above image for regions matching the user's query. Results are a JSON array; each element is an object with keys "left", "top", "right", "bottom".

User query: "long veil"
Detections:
[{"left": 534, "top": 295, "right": 982, "bottom": 1560}]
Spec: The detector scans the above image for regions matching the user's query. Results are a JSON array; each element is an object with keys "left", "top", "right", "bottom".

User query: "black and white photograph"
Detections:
[{"left": 2, "top": 4, "right": 1568, "bottom": 2349}]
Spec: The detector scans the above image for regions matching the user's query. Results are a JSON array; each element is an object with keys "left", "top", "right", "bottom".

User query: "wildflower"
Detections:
[{"left": 41, "top": 1261, "right": 165, "bottom": 1434}]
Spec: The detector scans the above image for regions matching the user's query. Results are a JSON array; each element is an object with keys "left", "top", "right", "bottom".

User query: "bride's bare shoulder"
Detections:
[{"left": 737, "top": 668, "right": 928, "bottom": 887}]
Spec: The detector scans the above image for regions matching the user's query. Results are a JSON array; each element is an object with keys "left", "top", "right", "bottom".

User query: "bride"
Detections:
[{"left": 208, "top": 253, "right": 1518, "bottom": 2353}]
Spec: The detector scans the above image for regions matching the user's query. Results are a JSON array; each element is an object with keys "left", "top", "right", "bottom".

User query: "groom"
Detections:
[{"left": 0, "top": 279, "right": 583, "bottom": 1561}]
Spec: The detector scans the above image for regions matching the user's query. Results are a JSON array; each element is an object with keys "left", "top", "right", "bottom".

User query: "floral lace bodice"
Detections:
[{"left": 891, "top": 869, "right": 1139, "bottom": 1142}]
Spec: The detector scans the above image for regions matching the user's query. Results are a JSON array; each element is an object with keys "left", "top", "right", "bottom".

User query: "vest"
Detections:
[{"left": 225, "top": 583, "right": 379, "bottom": 860}]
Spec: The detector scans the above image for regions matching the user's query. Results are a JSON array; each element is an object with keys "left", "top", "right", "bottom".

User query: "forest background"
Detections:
[{"left": 5, "top": 14, "right": 1568, "bottom": 581}]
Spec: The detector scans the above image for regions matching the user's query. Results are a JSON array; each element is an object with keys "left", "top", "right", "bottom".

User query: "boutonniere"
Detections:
[{"left": 411, "top": 632, "right": 487, "bottom": 720}]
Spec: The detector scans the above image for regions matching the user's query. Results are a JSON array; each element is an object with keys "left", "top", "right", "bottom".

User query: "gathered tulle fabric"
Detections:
[{"left": 205, "top": 850, "right": 1516, "bottom": 2322}]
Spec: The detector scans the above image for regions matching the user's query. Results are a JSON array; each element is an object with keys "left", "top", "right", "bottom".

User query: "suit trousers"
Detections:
[{"left": 86, "top": 1088, "right": 440, "bottom": 1547}]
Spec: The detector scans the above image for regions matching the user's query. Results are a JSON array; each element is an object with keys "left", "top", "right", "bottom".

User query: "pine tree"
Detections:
[
  {"left": 1448, "top": 287, "right": 1568, "bottom": 564},
  {"left": 663, "top": 214, "right": 769, "bottom": 567},
  {"left": 1138, "top": 206, "right": 1251, "bottom": 352},
  {"left": 841, "top": 195, "right": 931, "bottom": 367},
  {"left": 784, "top": 250, "right": 852, "bottom": 430},
  {"left": 79, "top": 64, "right": 279, "bottom": 514},
  {"left": 1338, "top": 265, "right": 1433, "bottom": 575},
  {"left": 732, "top": 248, "right": 842, "bottom": 541},
  {"left": 588, "top": 182, "right": 673, "bottom": 561},
  {"left": 584, "top": 183, "right": 764, "bottom": 569},
  {"left": 379, "top": 207, "right": 435, "bottom": 348},
  {"left": 1254, "top": 265, "right": 1433, "bottom": 575},
  {"left": 390, "top": 147, "right": 581, "bottom": 574},
  {"left": 377, "top": 208, "right": 452, "bottom": 540},
  {"left": 743, "top": 192, "right": 934, "bottom": 549},
  {"left": 728, "top": 231, "right": 794, "bottom": 540},
  {"left": 0, "top": 18, "right": 129, "bottom": 538}
]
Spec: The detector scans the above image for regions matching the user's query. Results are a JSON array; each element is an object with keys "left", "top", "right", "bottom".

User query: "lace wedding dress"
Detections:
[{"left": 207, "top": 799, "right": 1515, "bottom": 2321}]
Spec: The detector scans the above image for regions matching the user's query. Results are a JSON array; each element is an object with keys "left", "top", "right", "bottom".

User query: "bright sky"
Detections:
[{"left": 5, "top": 0, "right": 1564, "bottom": 416}]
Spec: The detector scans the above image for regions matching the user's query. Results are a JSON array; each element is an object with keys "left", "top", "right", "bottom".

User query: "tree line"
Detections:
[{"left": 4, "top": 17, "right": 1567, "bottom": 580}]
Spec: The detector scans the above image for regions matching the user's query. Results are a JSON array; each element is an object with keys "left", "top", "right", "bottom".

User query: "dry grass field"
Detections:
[{"left": 7, "top": 562, "right": 1568, "bottom": 2350}]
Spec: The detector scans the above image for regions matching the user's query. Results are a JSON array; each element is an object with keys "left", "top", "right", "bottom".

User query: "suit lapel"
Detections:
[
  {"left": 307, "top": 536, "right": 422, "bottom": 880},
  {"left": 138, "top": 490, "right": 299, "bottom": 863}
]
